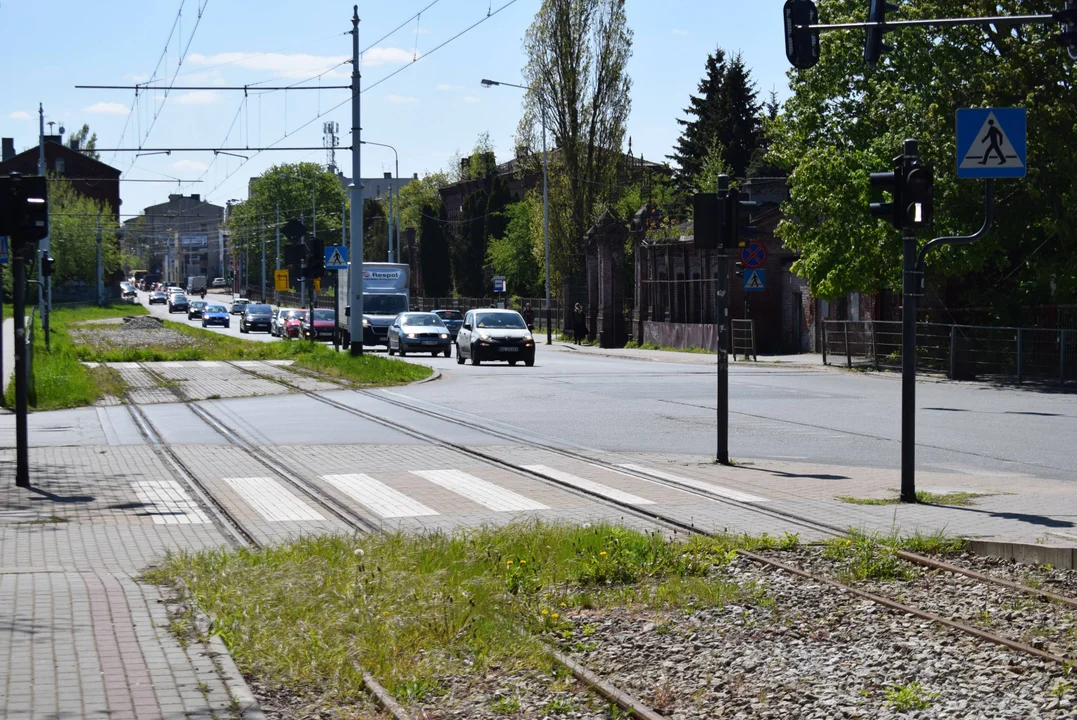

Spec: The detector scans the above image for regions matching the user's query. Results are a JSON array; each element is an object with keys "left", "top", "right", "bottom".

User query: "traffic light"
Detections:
[
  {"left": 727, "top": 188, "right": 759, "bottom": 249},
  {"left": 693, "top": 193, "right": 723, "bottom": 250},
  {"left": 306, "top": 234, "right": 324, "bottom": 277},
  {"left": 784, "top": 0, "right": 821, "bottom": 69},
  {"left": 283, "top": 243, "right": 304, "bottom": 266},
  {"left": 904, "top": 162, "right": 934, "bottom": 230},
  {"left": 41, "top": 254, "right": 55, "bottom": 277},
  {"left": 869, "top": 153, "right": 905, "bottom": 230},
  {"left": 865, "top": 0, "right": 898, "bottom": 66},
  {"left": 1057, "top": 1, "right": 1077, "bottom": 60},
  {"left": 0, "top": 173, "right": 49, "bottom": 249}
]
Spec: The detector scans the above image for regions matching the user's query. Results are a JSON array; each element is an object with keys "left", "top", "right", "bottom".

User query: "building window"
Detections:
[{"left": 54, "top": 158, "right": 65, "bottom": 173}]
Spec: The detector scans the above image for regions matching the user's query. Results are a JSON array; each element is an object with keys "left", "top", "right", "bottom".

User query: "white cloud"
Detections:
[
  {"left": 189, "top": 51, "right": 351, "bottom": 78},
  {"left": 672, "top": 28, "right": 690, "bottom": 37},
  {"left": 9, "top": 111, "right": 32, "bottom": 120},
  {"left": 416, "top": 26, "right": 430, "bottom": 35},
  {"left": 173, "top": 90, "right": 222, "bottom": 105},
  {"left": 364, "top": 47, "right": 417, "bottom": 66},
  {"left": 387, "top": 94, "right": 419, "bottom": 104},
  {"left": 463, "top": 96, "right": 480, "bottom": 103},
  {"left": 437, "top": 83, "right": 466, "bottom": 91},
  {"left": 84, "top": 102, "right": 129, "bottom": 115},
  {"left": 172, "top": 159, "right": 210, "bottom": 173},
  {"left": 124, "top": 73, "right": 150, "bottom": 83}
]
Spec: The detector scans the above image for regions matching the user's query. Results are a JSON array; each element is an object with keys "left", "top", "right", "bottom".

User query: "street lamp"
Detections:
[
  {"left": 481, "top": 78, "right": 552, "bottom": 345},
  {"left": 360, "top": 140, "right": 400, "bottom": 264}
]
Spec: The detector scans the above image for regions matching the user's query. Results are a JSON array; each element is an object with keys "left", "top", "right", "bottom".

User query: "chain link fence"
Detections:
[{"left": 823, "top": 320, "right": 1075, "bottom": 385}]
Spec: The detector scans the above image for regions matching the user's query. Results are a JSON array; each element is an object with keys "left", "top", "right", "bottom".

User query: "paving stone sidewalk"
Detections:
[{"left": 0, "top": 448, "right": 257, "bottom": 720}]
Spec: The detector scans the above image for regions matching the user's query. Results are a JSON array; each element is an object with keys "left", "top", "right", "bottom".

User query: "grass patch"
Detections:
[
  {"left": 18, "top": 514, "right": 69, "bottom": 525},
  {"left": 5, "top": 303, "right": 146, "bottom": 410},
  {"left": 837, "top": 491, "right": 990, "bottom": 507},
  {"left": 822, "top": 530, "right": 968, "bottom": 582},
  {"left": 623, "top": 339, "right": 714, "bottom": 354},
  {"left": 149, "top": 523, "right": 793, "bottom": 703}
]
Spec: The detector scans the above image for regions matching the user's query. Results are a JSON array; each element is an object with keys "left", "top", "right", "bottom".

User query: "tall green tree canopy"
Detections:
[
  {"left": 48, "top": 176, "right": 126, "bottom": 285},
  {"left": 520, "top": 0, "right": 633, "bottom": 276},
  {"left": 67, "top": 123, "right": 99, "bottom": 159},
  {"left": 770, "top": 0, "right": 1076, "bottom": 316}
]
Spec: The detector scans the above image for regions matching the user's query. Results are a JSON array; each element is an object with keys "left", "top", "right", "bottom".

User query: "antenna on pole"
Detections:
[{"left": 323, "top": 121, "right": 340, "bottom": 173}]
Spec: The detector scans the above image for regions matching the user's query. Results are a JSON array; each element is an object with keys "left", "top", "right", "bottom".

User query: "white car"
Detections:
[{"left": 211, "top": 277, "right": 227, "bottom": 288}]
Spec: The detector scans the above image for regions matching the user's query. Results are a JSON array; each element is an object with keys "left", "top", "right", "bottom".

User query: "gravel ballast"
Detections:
[{"left": 70, "top": 315, "right": 197, "bottom": 350}]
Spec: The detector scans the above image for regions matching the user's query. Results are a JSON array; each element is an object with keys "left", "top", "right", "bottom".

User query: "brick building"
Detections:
[
  {"left": 1, "top": 135, "right": 121, "bottom": 217},
  {"left": 123, "top": 194, "right": 226, "bottom": 284}
]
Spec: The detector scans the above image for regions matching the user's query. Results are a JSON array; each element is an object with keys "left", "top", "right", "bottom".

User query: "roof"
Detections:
[{"left": 0, "top": 140, "right": 121, "bottom": 177}]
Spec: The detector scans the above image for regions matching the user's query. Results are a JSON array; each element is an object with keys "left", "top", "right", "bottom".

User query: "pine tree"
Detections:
[
  {"left": 668, "top": 47, "right": 727, "bottom": 193},
  {"left": 716, "top": 53, "right": 761, "bottom": 179}
]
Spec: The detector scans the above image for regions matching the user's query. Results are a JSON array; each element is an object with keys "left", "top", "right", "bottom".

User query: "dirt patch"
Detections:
[{"left": 70, "top": 316, "right": 197, "bottom": 350}]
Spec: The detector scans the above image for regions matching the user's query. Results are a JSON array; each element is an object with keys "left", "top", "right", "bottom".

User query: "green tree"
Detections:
[
  {"left": 769, "top": 0, "right": 1077, "bottom": 315},
  {"left": 362, "top": 198, "right": 389, "bottom": 262},
  {"left": 47, "top": 176, "right": 122, "bottom": 286},
  {"left": 419, "top": 203, "right": 452, "bottom": 297},
  {"left": 452, "top": 188, "right": 489, "bottom": 296},
  {"left": 520, "top": 0, "right": 633, "bottom": 279},
  {"left": 485, "top": 195, "right": 543, "bottom": 297},
  {"left": 668, "top": 47, "right": 727, "bottom": 193},
  {"left": 67, "top": 123, "right": 100, "bottom": 160}
]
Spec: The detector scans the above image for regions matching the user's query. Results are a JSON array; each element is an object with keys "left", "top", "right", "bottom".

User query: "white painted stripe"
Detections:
[
  {"left": 160, "top": 362, "right": 185, "bottom": 368},
  {"left": 264, "top": 359, "right": 295, "bottom": 366},
  {"left": 618, "top": 464, "right": 766, "bottom": 503},
  {"left": 195, "top": 361, "right": 223, "bottom": 367},
  {"left": 323, "top": 474, "right": 439, "bottom": 518},
  {"left": 131, "top": 480, "right": 210, "bottom": 524},
  {"left": 231, "top": 361, "right": 263, "bottom": 369},
  {"left": 523, "top": 465, "right": 655, "bottom": 505},
  {"left": 411, "top": 469, "right": 548, "bottom": 512},
  {"left": 223, "top": 477, "right": 324, "bottom": 521},
  {"left": 109, "top": 362, "right": 141, "bottom": 370}
]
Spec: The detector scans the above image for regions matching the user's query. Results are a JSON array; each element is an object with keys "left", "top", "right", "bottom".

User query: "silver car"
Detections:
[{"left": 387, "top": 312, "right": 452, "bottom": 358}]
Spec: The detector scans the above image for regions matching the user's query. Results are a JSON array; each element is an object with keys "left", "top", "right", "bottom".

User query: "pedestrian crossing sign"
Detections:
[
  {"left": 325, "top": 245, "right": 348, "bottom": 269},
  {"left": 956, "top": 108, "right": 1026, "bottom": 179},
  {"left": 744, "top": 269, "right": 765, "bottom": 292}
]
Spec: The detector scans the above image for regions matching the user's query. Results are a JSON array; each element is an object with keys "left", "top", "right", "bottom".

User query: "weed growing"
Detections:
[{"left": 837, "top": 491, "right": 990, "bottom": 507}]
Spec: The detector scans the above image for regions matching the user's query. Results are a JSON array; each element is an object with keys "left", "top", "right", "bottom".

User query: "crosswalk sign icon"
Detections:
[
  {"left": 956, "top": 108, "right": 1026, "bottom": 179},
  {"left": 324, "top": 245, "right": 348, "bottom": 269},
  {"left": 744, "top": 269, "right": 765, "bottom": 292}
]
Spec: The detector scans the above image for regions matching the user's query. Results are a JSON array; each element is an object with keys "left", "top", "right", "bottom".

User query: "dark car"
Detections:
[
  {"left": 389, "top": 312, "right": 452, "bottom": 358},
  {"left": 455, "top": 309, "right": 535, "bottom": 366},
  {"left": 230, "top": 298, "right": 251, "bottom": 315},
  {"left": 168, "top": 294, "right": 190, "bottom": 313},
  {"left": 187, "top": 300, "right": 207, "bottom": 319},
  {"left": 432, "top": 309, "right": 464, "bottom": 339},
  {"left": 149, "top": 291, "right": 168, "bottom": 305},
  {"left": 302, "top": 308, "right": 337, "bottom": 341},
  {"left": 201, "top": 304, "right": 230, "bottom": 328},
  {"left": 240, "top": 303, "right": 273, "bottom": 333}
]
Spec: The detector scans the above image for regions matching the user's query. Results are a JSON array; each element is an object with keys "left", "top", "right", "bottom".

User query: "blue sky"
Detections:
[{"left": 1, "top": 0, "right": 794, "bottom": 217}]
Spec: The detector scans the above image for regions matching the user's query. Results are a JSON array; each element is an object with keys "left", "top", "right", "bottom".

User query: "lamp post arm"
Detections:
[{"left": 916, "top": 180, "right": 994, "bottom": 272}]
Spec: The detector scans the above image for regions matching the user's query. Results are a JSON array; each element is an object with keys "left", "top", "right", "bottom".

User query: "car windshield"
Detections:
[
  {"left": 153, "top": 292, "right": 165, "bottom": 297},
  {"left": 364, "top": 294, "right": 408, "bottom": 315},
  {"left": 435, "top": 310, "right": 463, "bottom": 321},
  {"left": 285, "top": 310, "right": 307, "bottom": 320},
  {"left": 206, "top": 305, "right": 226, "bottom": 313},
  {"left": 402, "top": 314, "right": 444, "bottom": 327},
  {"left": 174, "top": 295, "right": 188, "bottom": 302},
  {"left": 313, "top": 310, "right": 335, "bottom": 321},
  {"left": 190, "top": 301, "right": 206, "bottom": 308},
  {"left": 247, "top": 304, "right": 271, "bottom": 314},
  {"left": 474, "top": 312, "right": 527, "bottom": 329}
]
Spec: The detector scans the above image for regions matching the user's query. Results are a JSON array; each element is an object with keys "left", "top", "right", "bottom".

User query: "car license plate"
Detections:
[
  {"left": 422, "top": 340, "right": 438, "bottom": 345},
  {"left": 499, "top": 347, "right": 519, "bottom": 353}
]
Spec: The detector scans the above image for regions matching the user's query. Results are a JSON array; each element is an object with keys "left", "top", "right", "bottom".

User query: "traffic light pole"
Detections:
[
  {"left": 13, "top": 243, "right": 30, "bottom": 488},
  {"left": 900, "top": 228, "right": 919, "bottom": 503},
  {"left": 348, "top": 5, "right": 365, "bottom": 356},
  {"left": 716, "top": 176, "right": 731, "bottom": 466}
]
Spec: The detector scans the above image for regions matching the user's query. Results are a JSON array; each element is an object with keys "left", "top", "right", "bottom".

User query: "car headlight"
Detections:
[
  {"left": 406, "top": 332, "right": 416, "bottom": 339},
  {"left": 362, "top": 317, "right": 370, "bottom": 326},
  {"left": 440, "top": 333, "right": 449, "bottom": 339},
  {"left": 523, "top": 335, "right": 533, "bottom": 342},
  {"left": 479, "top": 333, "right": 491, "bottom": 341}
]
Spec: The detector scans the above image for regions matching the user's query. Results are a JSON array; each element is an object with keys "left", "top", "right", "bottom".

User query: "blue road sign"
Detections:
[
  {"left": 493, "top": 276, "right": 506, "bottom": 293},
  {"left": 324, "top": 245, "right": 348, "bottom": 269},
  {"left": 740, "top": 242, "right": 768, "bottom": 270},
  {"left": 744, "top": 269, "right": 765, "bottom": 292},
  {"left": 956, "top": 108, "right": 1026, "bottom": 179},
  {"left": 0, "top": 236, "right": 8, "bottom": 265}
]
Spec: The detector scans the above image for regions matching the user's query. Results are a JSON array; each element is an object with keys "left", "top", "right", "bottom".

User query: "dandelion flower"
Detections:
[
  {"left": 560, "top": 603, "right": 567, "bottom": 607},
  {"left": 520, "top": 560, "right": 526, "bottom": 565},
  {"left": 599, "top": 551, "right": 607, "bottom": 557},
  {"left": 552, "top": 613, "right": 559, "bottom": 619},
  {"left": 541, "top": 609, "right": 549, "bottom": 615},
  {"left": 354, "top": 548, "right": 365, "bottom": 557},
  {"left": 506, "top": 560, "right": 514, "bottom": 566}
]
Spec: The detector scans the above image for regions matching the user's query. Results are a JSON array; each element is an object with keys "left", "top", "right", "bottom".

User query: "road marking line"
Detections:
[
  {"left": 109, "top": 362, "right": 142, "bottom": 370},
  {"left": 411, "top": 469, "right": 548, "bottom": 512},
  {"left": 231, "top": 361, "right": 263, "bottom": 369},
  {"left": 131, "top": 480, "right": 210, "bottom": 524},
  {"left": 618, "top": 464, "right": 767, "bottom": 503},
  {"left": 195, "top": 361, "right": 224, "bottom": 368},
  {"left": 223, "top": 477, "right": 324, "bottom": 521},
  {"left": 160, "top": 362, "right": 186, "bottom": 368},
  {"left": 323, "top": 474, "right": 439, "bottom": 518},
  {"left": 523, "top": 465, "right": 655, "bottom": 505}
]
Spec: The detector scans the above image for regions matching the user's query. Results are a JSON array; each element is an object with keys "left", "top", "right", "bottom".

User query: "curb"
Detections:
[
  {"left": 969, "top": 539, "right": 1077, "bottom": 571},
  {"left": 411, "top": 367, "right": 442, "bottom": 385}
]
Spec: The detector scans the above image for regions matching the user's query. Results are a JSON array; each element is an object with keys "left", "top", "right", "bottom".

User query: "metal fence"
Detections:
[
  {"left": 732, "top": 319, "right": 756, "bottom": 360},
  {"left": 823, "top": 320, "right": 1076, "bottom": 385}
]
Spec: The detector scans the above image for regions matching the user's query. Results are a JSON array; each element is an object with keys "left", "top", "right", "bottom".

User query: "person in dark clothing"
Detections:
[
  {"left": 522, "top": 303, "right": 535, "bottom": 332},
  {"left": 573, "top": 303, "right": 587, "bottom": 345}
]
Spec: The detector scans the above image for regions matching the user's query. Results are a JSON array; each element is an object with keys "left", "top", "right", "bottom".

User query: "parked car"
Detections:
[
  {"left": 230, "top": 298, "right": 251, "bottom": 315},
  {"left": 432, "top": 309, "right": 464, "bottom": 339},
  {"left": 187, "top": 300, "right": 207, "bottom": 320},
  {"left": 240, "top": 303, "right": 273, "bottom": 333},
  {"left": 211, "top": 277, "right": 227, "bottom": 288},
  {"left": 271, "top": 307, "right": 294, "bottom": 337},
  {"left": 388, "top": 312, "right": 452, "bottom": 358},
  {"left": 302, "top": 308, "right": 337, "bottom": 341},
  {"left": 148, "top": 291, "right": 168, "bottom": 305},
  {"left": 201, "top": 304, "right": 230, "bottom": 328},
  {"left": 455, "top": 309, "right": 535, "bottom": 366},
  {"left": 168, "top": 294, "right": 190, "bottom": 314},
  {"left": 280, "top": 309, "right": 307, "bottom": 339}
]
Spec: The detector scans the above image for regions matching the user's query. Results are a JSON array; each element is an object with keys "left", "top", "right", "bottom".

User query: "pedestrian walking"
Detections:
[
  {"left": 522, "top": 303, "right": 535, "bottom": 332},
  {"left": 573, "top": 303, "right": 587, "bottom": 345}
]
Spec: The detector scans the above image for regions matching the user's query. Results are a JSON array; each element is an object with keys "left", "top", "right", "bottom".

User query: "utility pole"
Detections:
[
  {"left": 387, "top": 182, "right": 394, "bottom": 263},
  {"left": 715, "top": 175, "right": 731, "bottom": 466},
  {"left": 260, "top": 219, "right": 266, "bottom": 302},
  {"left": 96, "top": 212, "right": 104, "bottom": 306},
  {"left": 37, "top": 105, "right": 45, "bottom": 324},
  {"left": 348, "top": 4, "right": 365, "bottom": 356},
  {"left": 541, "top": 102, "right": 551, "bottom": 345},
  {"left": 337, "top": 200, "right": 345, "bottom": 351},
  {"left": 13, "top": 241, "right": 29, "bottom": 487},
  {"left": 300, "top": 211, "right": 306, "bottom": 306},
  {"left": 275, "top": 203, "right": 281, "bottom": 305}
]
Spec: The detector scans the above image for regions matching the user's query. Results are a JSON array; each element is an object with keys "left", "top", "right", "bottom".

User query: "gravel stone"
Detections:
[{"left": 70, "top": 315, "right": 197, "bottom": 350}]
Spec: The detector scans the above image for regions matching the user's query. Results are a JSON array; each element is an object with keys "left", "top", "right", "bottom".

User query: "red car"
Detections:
[
  {"left": 281, "top": 310, "right": 307, "bottom": 339},
  {"left": 302, "top": 308, "right": 337, "bottom": 341}
]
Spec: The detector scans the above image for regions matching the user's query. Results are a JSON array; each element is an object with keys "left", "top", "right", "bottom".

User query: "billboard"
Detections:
[{"left": 180, "top": 233, "right": 207, "bottom": 247}]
